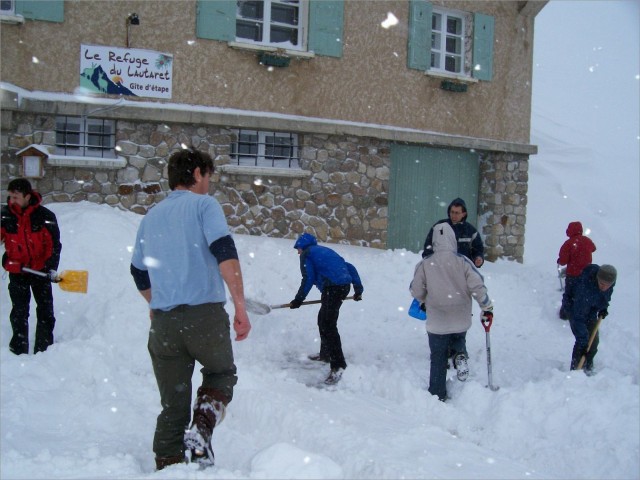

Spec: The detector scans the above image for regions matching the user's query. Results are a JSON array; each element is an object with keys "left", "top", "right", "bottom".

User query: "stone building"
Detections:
[{"left": 0, "top": 0, "right": 547, "bottom": 261}]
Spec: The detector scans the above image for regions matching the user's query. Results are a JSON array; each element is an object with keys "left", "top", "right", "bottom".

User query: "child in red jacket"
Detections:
[{"left": 557, "top": 221, "right": 596, "bottom": 319}]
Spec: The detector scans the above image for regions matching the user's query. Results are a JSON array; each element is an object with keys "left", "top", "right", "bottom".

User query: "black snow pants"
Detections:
[{"left": 8, "top": 272, "right": 56, "bottom": 354}]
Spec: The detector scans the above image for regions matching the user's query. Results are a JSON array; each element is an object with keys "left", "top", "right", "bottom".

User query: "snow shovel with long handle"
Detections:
[
  {"left": 481, "top": 315, "right": 500, "bottom": 391},
  {"left": 576, "top": 315, "right": 603, "bottom": 370},
  {"left": 22, "top": 267, "right": 89, "bottom": 294},
  {"left": 246, "top": 296, "right": 355, "bottom": 315}
]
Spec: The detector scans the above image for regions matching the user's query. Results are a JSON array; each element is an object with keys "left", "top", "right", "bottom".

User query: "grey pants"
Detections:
[{"left": 148, "top": 303, "right": 237, "bottom": 459}]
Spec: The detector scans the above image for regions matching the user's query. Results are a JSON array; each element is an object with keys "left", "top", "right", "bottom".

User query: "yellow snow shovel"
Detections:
[{"left": 23, "top": 267, "right": 89, "bottom": 294}]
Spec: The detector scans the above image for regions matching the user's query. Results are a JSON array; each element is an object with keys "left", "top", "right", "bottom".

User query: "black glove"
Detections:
[
  {"left": 289, "top": 298, "right": 303, "bottom": 309},
  {"left": 481, "top": 310, "right": 494, "bottom": 322},
  {"left": 420, "top": 303, "right": 426, "bottom": 312},
  {"left": 353, "top": 294, "right": 362, "bottom": 301},
  {"left": 598, "top": 309, "right": 608, "bottom": 319}
]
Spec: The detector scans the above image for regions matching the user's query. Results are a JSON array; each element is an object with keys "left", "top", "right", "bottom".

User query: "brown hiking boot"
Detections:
[
  {"left": 183, "top": 387, "right": 226, "bottom": 467},
  {"left": 155, "top": 455, "right": 185, "bottom": 470}
]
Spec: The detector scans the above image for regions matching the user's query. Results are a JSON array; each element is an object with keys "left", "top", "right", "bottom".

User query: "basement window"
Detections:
[
  {"left": 55, "top": 116, "right": 116, "bottom": 158},
  {"left": 231, "top": 129, "right": 300, "bottom": 168}
]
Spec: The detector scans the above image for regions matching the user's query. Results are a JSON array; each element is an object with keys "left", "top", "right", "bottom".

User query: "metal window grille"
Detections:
[
  {"left": 55, "top": 116, "right": 116, "bottom": 158},
  {"left": 231, "top": 129, "right": 300, "bottom": 168}
]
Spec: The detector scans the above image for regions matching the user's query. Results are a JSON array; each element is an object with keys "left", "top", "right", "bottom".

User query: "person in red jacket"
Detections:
[
  {"left": 557, "top": 221, "right": 596, "bottom": 320},
  {"left": 1, "top": 178, "right": 61, "bottom": 354}
]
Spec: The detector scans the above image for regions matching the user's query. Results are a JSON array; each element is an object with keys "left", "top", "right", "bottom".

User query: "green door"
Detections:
[{"left": 387, "top": 144, "right": 480, "bottom": 252}]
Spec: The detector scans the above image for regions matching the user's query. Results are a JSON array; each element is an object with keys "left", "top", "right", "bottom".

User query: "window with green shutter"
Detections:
[
  {"left": 407, "top": 1, "right": 494, "bottom": 81},
  {"left": 196, "top": 0, "right": 344, "bottom": 58}
]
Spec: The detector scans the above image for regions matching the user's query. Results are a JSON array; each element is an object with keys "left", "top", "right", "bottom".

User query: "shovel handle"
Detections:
[
  {"left": 272, "top": 295, "right": 355, "bottom": 310},
  {"left": 22, "top": 267, "right": 59, "bottom": 282}
]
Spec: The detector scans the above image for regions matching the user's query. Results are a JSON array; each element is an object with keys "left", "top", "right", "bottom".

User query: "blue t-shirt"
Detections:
[{"left": 131, "top": 190, "right": 230, "bottom": 311}]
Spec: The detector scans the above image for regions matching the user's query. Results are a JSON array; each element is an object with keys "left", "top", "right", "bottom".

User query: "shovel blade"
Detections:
[
  {"left": 245, "top": 298, "right": 272, "bottom": 315},
  {"left": 58, "top": 270, "right": 89, "bottom": 294}
]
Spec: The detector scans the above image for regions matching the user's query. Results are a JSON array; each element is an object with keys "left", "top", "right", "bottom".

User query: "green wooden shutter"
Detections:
[
  {"left": 472, "top": 13, "right": 494, "bottom": 81},
  {"left": 407, "top": 0, "right": 431, "bottom": 70},
  {"left": 308, "top": 0, "right": 344, "bottom": 58},
  {"left": 196, "top": 0, "right": 235, "bottom": 41},
  {"left": 15, "top": 0, "right": 63, "bottom": 22}
]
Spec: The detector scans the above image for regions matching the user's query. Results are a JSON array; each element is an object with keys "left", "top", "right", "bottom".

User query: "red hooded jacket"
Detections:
[
  {"left": 557, "top": 221, "right": 596, "bottom": 277},
  {"left": 1, "top": 192, "right": 61, "bottom": 274}
]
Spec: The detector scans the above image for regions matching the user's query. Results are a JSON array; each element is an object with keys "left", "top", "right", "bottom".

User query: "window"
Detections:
[
  {"left": 231, "top": 130, "right": 300, "bottom": 168},
  {"left": 407, "top": 2, "right": 494, "bottom": 81},
  {"left": 55, "top": 116, "right": 116, "bottom": 158},
  {"left": 431, "top": 9, "right": 465, "bottom": 75},
  {"left": 196, "top": 0, "right": 344, "bottom": 58},
  {"left": 236, "top": 0, "right": 303, "bottom": 50},
  {"left": 0, "top": 0, "right": 14, "bottom": 15}
]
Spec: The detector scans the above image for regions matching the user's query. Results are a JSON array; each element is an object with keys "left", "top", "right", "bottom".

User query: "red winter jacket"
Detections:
[
  {"left": 557, "top": 221, "right": 596, "bottom": 277},
  {"left": 1, "top": 192, "right": 61, "bottom": 274}
]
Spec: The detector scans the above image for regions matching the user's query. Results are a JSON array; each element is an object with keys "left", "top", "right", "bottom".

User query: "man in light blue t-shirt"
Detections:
[{"left": 130, "top": 148, "right": 251, "bottom": 470}]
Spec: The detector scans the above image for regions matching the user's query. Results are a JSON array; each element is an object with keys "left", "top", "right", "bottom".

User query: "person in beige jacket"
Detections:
[{"left": 411, "top": 222, "right": 493, "bottom": 402}]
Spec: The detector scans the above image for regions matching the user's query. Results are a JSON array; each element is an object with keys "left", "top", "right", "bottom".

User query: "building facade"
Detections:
[{"left": 0, "top": 0, "right": 547, "bottom": 261}]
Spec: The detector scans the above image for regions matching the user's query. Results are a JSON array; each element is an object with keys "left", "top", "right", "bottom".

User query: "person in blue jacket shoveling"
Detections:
[{"left": 289, "top": 233, "right": 364, "bottom": 386}]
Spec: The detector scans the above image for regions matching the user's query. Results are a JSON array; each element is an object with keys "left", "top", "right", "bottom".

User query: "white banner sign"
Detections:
[{"left": 80, "top": 44, "right": 173, "bottom": 99}]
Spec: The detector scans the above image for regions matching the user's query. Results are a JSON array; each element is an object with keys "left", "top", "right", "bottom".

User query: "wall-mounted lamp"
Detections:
[{"left": 126, "top": 13, "right": 140, "bottom": 48}]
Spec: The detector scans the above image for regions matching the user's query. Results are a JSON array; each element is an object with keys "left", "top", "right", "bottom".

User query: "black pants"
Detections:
[
  {"left": 8, "top": 273, "right": 56, "bottom": 354},
  {"left": 317, "top": 284, "right": 350, "bottom": 371}
]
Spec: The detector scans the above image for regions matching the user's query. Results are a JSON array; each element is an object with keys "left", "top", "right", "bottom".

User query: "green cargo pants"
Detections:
[{"left": 148, "top": 302, "right": 237, "bottom": 459}]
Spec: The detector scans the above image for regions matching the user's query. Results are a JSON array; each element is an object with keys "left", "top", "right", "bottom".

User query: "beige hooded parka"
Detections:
[{"left": 410, "top": 222, "right": 492, "bottom": 335}]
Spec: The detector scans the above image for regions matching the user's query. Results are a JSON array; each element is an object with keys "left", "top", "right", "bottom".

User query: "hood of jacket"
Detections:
[
  {"left": 432, "top": 222, "right": 457, "bottom": 254},
  {"left": 448, "top": 197, "right": 467, "bottom": 216},
  {"left": 294, "top": 233, "right": 318, "bottom": 250},
  {"left": 566, "top": 221, "right": 583, "bottom": 237}
]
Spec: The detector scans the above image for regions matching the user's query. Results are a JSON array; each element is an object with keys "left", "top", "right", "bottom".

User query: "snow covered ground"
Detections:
[{"left": 1, "top": 1, "right": 638, "bottom": 479}]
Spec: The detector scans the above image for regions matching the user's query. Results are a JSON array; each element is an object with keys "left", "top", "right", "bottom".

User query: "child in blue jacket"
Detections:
[{"left": 290, "top": 233, "right": 363, "bottom": 385}]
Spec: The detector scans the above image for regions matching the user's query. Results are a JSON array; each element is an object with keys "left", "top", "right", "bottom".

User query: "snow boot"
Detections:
[
  {"left": 308, "top": 353, "right": 330, "bottom": 363},
  {"left": 183, "top": 387, "right": 226, "bottom": 467},
  {"left": 324, "top": 368, "right": 344, "bottom": 385},
  {"left": 155, "top": 455, "right": 185, "bottom": 471},
  {"left": 454, "top": 353, "right": 469, "bottom": 382}
]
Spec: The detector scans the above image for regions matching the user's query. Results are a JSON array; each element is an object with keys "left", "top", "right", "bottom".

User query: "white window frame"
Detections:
[
  {"left": 231, "top": 129, "right": 300, "bottom": 169},
  {"left": 55, "top": 116, "right": 116, "bottom": 159},
  {"left": 430, "top": 7, "right": 466, "bottom": 76},
  {"left": 0, "top": 0, "right": 14, "bottom": 15},
  {"left": 235, "top": 0, "right": 307, "bottom": 52}
]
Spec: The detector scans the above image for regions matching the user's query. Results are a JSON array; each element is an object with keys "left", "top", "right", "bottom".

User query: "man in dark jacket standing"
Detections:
[
  {"left": 567, "top": 264, "right": 616, "bottom": 374},
  {"left": 422, "top": 198, "right": 484, "bottom": 267},
  {"left": 1, "top": 178, "right": 61, "bottom": 354},
  {"left": 290, "top": 233, "right": 363, "bottom": 385}
]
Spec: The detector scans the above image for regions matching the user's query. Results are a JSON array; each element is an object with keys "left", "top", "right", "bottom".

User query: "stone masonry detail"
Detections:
[{"left": 1, "top": 115, "right": 527, "bottom": 261}]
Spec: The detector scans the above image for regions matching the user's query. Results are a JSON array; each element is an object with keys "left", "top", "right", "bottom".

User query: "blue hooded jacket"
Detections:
[{"left": 293, "top": 233, "right": 363, "bottom": 302}]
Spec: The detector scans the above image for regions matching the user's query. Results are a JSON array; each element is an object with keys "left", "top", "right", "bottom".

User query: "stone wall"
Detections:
[
  {"left": 1, "top": 113, "right": 527, "bottom": 260},
  {"left": 479, "top": 152, "right": 529, "bottom": 262}
]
